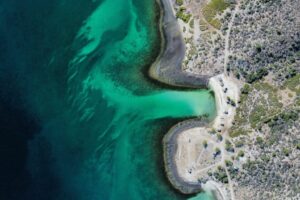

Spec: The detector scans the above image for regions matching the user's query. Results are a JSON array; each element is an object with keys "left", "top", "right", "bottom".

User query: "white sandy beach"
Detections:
[
  {"left": 173, "top": 74, "right": 240, "bottom": 200},
  {"left": 209, "top": 74, "right": 240, "bottom": 133}
]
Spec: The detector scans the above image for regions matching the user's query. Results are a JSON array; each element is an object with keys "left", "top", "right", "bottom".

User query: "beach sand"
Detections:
[
  {"left": 163, "top": 73, "right": 240, "bottom": 199},
  {"left": 209, "top": 74, "right": 240, "bottom": 133}
]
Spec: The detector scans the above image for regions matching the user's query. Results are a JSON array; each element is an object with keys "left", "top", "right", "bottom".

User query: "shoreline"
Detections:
[
  {"left": 163, "top": 119, "right": 210, "bottom": 194},
  {"left": 150, "top": 0, "right": 240, "bottom": 199},
  {"left": 162, "top": 74, "right": 238, "bottom": 200},
  {"left": 150, "top": 0, "right": 210, "bottom": 89}
]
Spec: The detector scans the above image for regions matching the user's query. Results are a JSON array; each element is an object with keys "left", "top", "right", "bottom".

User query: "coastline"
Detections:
[
  {"left": 163, "top": 119, "right": 210, "bottom": 194},
  {"left": 162, "top": 74, "right": 239, "bottom": 200},
  {"left": 150, "top": 0, "right": 210, "bottom": 88},
  {"left": 151, "top": 0, "right": 240, "bottom": 199}
]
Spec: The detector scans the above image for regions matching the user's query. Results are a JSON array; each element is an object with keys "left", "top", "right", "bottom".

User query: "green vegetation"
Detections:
[
  {"left": 241, "top": 84, "right": 251, "bottom": 95},
  {"left": 199, "top": 19, "right": 208, "bottom": 31},
  {"left": 249, "top": 105, "right": 266, "bottom": 128},
  {"left": 217, "top": 133, "right": 223, "bottom": 141},
  {"left": 202, "top": 0, "right": 229, "bottom": 29},
  {"left": 214, "top": 166, "right": 228, "bottom": 183},
  {"left": 229, "top": 84, "right": 255, "bottom": 136},
  {"left": 229, "top": 128, "right": 247, "bottom": 137},
  {"left": 237, "top": 150, "right": 244, "bottom": 158},
  {"left": 176, "top": 0, "right": 184, "bottom": 6},
  {"left": 225, "top": 160, "right": 233, "bottom": 167},
  {"left": 285, "top": 68, "right": 297, "bottom": 79},
  {"left": 189, "top": 18, "right": 194, "bottom": 29},
  {"left": 267, "top": 136, "right": 276, "bottom": 146},
  {"left": 203, "top": 140, "right": 208, "bottom": 148},
  {"left": 209, "top": 128, "right": 217, "bottom": 135},
  {"left": 282, "top": 148, "right": 290, "bottom": 157},
  {"left": 284, "top": 74, "right": 300, "bottom": 95},
  {"left": 187, "top": 44, "right": 197, "bottom": 59},
  {"left": 242, "top": 159, "right": 257, "bottom": 170},
  {"left": 215, "top": 147, "right": 221, "bottom": 155},
  {"left": 256, "top": 136, "right": 264, "bottom": 145},
  {"left": 229, "top": 54, "right": 297, "bottom": 146},
  {"left": 225, "top": 139, "right": 234, "bottom": 152},
  {"left": 255, "top": 43, "right": 262, "bottom": 53},
  {"left": 235, "top": 140, "right": 244, "bottom": 148},
  {"left": 248, "top": 82, "right": 283, "bottom": 128},
  {"left": 176, "top": 7, "right": 192, "bottom": 23},
  {"left": 246, "top": 68, "right": 268, "bottom": 83},
  {"left": 266, "top": 110, "right": 299, "bottom": 129},
  {"left": 261, "top": 155, "right": 270, "bottom": 162}
]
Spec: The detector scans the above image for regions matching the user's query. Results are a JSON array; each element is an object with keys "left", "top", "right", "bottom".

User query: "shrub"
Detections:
[
  {"left": 237, "top": 150, "right": 244, "bottom": 158},
  {"left": 283, "top": 148, "right": 290, "bottom": 156},
  {"left": 215, "top": 147, "right": 221, "bottom": 155},
  {"left": 241, "top": 84, "right": 250, "bottom": 94},
  {"left": 176, "top": 0, "right": 184, "bottom": 6},
  {"left": 235, "top": 140, "right": 244, "bottom": 148},
  {"left": 284, "top": 74, "right": 300, "bottom": 95},
  {"left": 189, "top": 18, "right": 194, "bottom": 28},
  {"left": 229, "top": 128, "right": 246, "bottom": 137},
  {"left": 225, "top": 140, "right": 234, "bottom": 152},
  {"left": 217, "top": 133, "right": 223, "bottom": 141},
  {"left": 214, "top": 167, "right": 228, "bottom": 183},
  {"left": 225, "top": 160, "right": 233, "bottom": 167},
  {"left": 202, "top": 0, "right": 229, "bottom": 29},
  {"left": 256, "top": 136, "right": 264, "bottom": 145},
  {"left": 176, "top": 7, "right": 192, "bottom": 23},
  {"left": 261, "top": 155, "right": 270, "bottom": 162},
  {"left": 246, "top": 68, "right": 268, "bottom": 83},
  {"left": 209, "top": 128, "right": 217, "bottom": 135}
]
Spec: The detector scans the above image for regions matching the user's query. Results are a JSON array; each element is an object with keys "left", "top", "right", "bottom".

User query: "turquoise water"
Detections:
[{"left": 0, "top": 0, "right": 215, "bottom": 199}]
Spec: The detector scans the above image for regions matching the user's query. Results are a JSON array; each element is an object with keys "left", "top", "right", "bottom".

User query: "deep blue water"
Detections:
[{"left": 0, "top": 1, "right": 97, "bottom": 199}]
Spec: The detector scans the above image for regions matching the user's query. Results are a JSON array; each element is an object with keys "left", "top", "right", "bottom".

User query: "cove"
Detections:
[
  {"left": 62, "top": 0, "right": 216, "bottom": 199},
  {"left": 0, "top": 0, "right": 216, "bottom": 199}
]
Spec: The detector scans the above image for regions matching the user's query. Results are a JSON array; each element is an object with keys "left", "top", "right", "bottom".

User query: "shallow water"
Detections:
[{"left": 0, "top": 0, "right": 216, "bottom": 199}]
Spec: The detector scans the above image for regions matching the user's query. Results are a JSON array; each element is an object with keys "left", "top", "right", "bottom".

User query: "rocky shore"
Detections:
[
  {"left": 163, "top": 119, "right": 210, "bottom": 194},
  {"left": 152, "top": 0, "right": 216, "bottom": 196},
  {"left": 150, "top": 1, "right": 241, "bottom": 200},
  {"left": 149, "top": 0, "right": 210, "bottom": 88}
]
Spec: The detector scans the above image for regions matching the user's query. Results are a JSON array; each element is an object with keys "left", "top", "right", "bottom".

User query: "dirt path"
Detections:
[
  {"left": 225, "top": 166, "right": 236, "bottom": 200},
  {"left": 222, "top": 2, "right": 240, "bottom": 200},
  {"left": 223, "top": 1, "right": 240, "bottom": 75}
]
